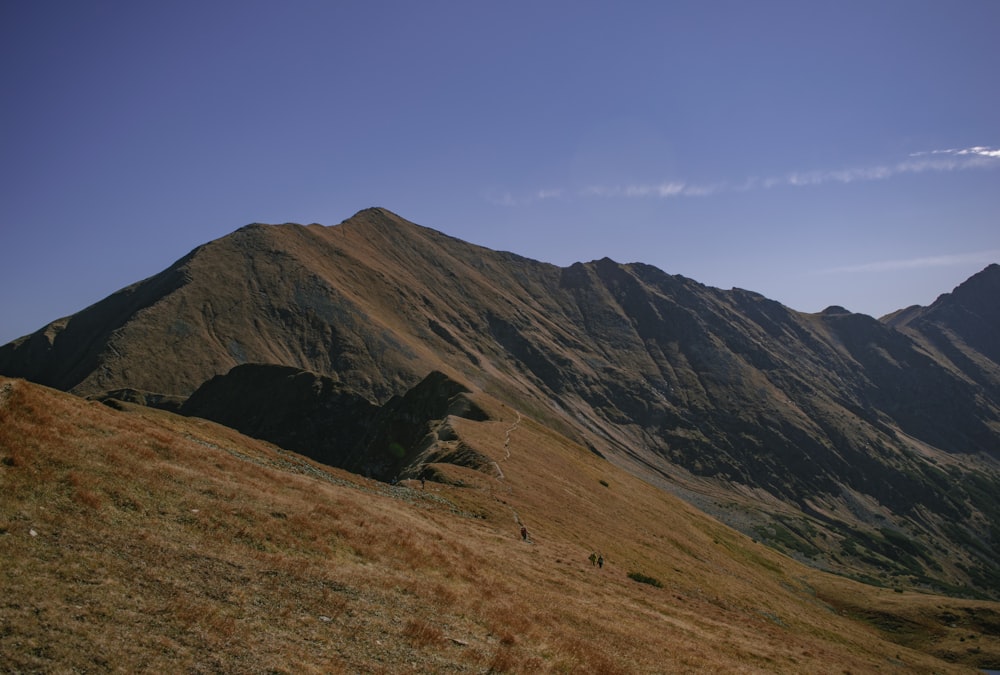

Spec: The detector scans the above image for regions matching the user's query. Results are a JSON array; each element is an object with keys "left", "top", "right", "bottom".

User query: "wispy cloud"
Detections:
[
  {"left": 582, "top": 181, "right": 718, "bottom": 198},
  {"left": 488, "top": 146, "right": 1000, "bottom": 206},
  {"left": 759, "top": 145, "right": 1000, "bottom": 190},
  {"left": 910, "top": 146, "right": 1000, "bottom": 159},
  {"left": 818, "top": 249, "right": 1000, "bottom": 275},
  {"left": 484, "top": 188, "right": 564, "bottom": 207}
]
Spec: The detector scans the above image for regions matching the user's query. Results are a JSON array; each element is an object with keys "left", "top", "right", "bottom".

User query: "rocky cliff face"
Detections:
[
  {"left": 3, "top": 207, "right": 999, "bottom": 597},
  {"left": 179, "top": 365, "right": 491, "bottom": 483}
]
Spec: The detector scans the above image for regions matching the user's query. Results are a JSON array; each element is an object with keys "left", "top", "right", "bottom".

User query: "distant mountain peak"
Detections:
[
  {"left": 343, "top": 206, "right": 411, "bottom": 228},
  {"left": 947, "top": 261, "right": 1000, "bottom": 303},
  {"left": 354, "top": 205, "right": 398, "bottom": 218}
]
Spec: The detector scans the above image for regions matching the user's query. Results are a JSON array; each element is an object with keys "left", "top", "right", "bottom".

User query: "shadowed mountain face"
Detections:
[
  {"left": 179, "top": 365, "right": 491, "bottom": 482},
  {"left": 885, "top": 263, "right": 1000, "bottom": 405},
  {"left": 3, "top": 207, "right": 999, "bottom": 597}
]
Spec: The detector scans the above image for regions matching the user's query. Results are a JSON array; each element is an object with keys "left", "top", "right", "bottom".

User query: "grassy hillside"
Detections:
[{"left": 2, "top": 376, "right": 998, "bottom": 673}]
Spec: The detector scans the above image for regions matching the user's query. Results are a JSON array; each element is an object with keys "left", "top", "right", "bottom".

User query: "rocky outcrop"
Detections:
[
  {"left": 180, "top": 364, "right": 492, "bottom": 482},
  {"left": 180, "top": 364, "right": 379, "bottom": 469}
]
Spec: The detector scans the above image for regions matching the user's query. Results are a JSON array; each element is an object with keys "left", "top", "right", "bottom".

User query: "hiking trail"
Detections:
[
  {"left": 490, "top": 409, "right": 530, "bottom": 537},
  {"left": 502, "top": 410, "right": 521, "bottom": 462}
]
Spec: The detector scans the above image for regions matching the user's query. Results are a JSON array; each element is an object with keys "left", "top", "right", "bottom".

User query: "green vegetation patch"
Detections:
[
  {"left": 627, "top": 572, "right": 663, "bottom": 588},
  {"left": 754, "top": 518, "right": 822, "bottom": 558}
]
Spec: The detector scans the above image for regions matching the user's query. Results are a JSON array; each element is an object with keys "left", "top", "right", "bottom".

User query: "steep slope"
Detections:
[
  {"left": 0, "top": 255, "right": 191, "bottom": 393},
  {"left": 4, "top": 376, "right": 999, "bottom": 672},
  {"left": 885, "top": 263, "right": 1000, "bottom": 402},
  {"left": 2, "top": 207, "right": 999, "bottom": 598}
]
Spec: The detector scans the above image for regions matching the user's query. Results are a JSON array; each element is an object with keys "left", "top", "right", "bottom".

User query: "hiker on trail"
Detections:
[
  {"left": 520, "top": 526, "right": 528, "bottom": 541},
  {"left": 597, "top": 554, "right": 604, "bottom": 569},
  {"left": 589, "top": 552, "right": 597, "bottom": 566}
]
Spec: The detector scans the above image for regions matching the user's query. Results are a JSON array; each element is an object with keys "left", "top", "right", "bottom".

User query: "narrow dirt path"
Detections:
[
  {"left": 489, "top": 409, "right": 523, "bottom": 481},
  {"left": 501, "top": 410, "right": 521, "bottom": 462},
  {"left": 492, "top": 409, "right": 531, "bottom": 538}
]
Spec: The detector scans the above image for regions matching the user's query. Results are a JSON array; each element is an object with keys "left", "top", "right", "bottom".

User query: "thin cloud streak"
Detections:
[
  {"left": 489, "top": 146, "right": 999, "bottom": 206},
  {"left": 483, "top": 187, "right": 564, "bottom": 207},
  {"left": 763, "top": 146, "right": 1000, "bottom": 190},
  {"left": 818, "top": 250, "right": 1000, "bottom": 275},
  {"left": 583, "top": 181, "right": 718, "bottom": 198},
  {"left": 910, "top": 146, "right": 1000, "bottom": 159}
]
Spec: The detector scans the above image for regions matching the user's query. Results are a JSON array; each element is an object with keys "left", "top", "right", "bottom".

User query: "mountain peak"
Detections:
[
  {"left": 948, "top": 262, "right": 1000, "bottom": 306},
  {"left": 890, "top": 262, "right": 1000, "bottom": 368},
  {"left": 344, "top": 206, "right": 409, "bottom": 228}
]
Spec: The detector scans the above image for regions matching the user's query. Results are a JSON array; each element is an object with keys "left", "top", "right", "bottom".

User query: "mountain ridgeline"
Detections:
[{"left": 3, "top": 207, "right": 999, "bottom": 597}]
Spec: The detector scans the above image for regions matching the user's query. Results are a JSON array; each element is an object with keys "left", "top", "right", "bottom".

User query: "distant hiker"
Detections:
[
  {"left": 589, "top": 552, "right": 597, "bottom": 566},
  {"left": 520, "top": 526, "right": 528, "bottom": 541},
  {"left": 420, "top": 477, "right": 425, "bottom": 489},
  {"left": 597, "top": 555, "right": 604, "bottom": 569}
]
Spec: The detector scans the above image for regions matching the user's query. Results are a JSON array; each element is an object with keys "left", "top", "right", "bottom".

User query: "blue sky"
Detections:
[{"left": 2, "top": 1, "right": 998, "bottom": 345}]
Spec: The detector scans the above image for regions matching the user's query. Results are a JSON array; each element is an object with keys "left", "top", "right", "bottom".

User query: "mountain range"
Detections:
[{"left": 2, "top": 206, "right": 999, "bottom": 602}]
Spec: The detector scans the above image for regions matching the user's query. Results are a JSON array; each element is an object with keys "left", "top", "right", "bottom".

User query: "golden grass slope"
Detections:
[{"left": 1, "top": 376, "right": 997, "bottom": 673}]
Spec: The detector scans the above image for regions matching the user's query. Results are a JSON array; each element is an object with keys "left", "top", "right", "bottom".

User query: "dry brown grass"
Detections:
[{"left": 2, "top": 376, "right": 998, "bottom": 672}]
